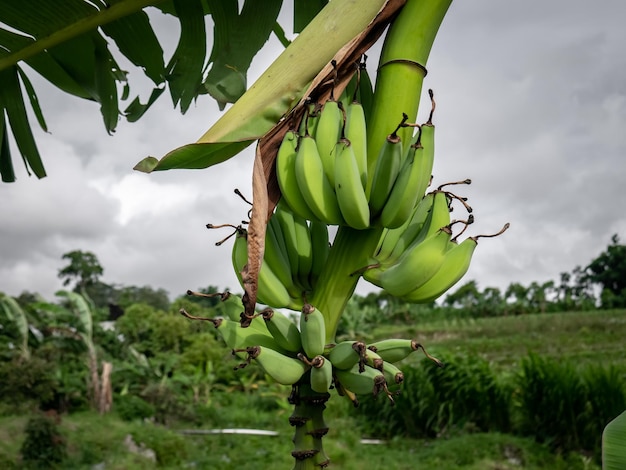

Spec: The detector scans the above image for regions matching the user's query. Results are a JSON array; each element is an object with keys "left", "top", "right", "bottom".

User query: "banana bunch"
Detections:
[
  {"left": 230, "top": 200, "right": 331, "bottom": 311},
  {"left": 363, "top": 185, "right": 510, "bottom": 303},
  {"left": 276, "top": 84, "right": 439, "bottom": 231},
  {"left": 183, "top": 294, "right": 443, "bottom": 403}
]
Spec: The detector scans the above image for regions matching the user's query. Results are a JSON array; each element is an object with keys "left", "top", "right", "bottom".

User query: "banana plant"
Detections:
[{"left": 0, "top": 293, "right": 31, "bottom": 360}]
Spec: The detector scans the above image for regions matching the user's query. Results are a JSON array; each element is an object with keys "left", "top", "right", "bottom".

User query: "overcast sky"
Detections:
[{"left": 1, "top": 1, "right": 625, "bottom": 303}]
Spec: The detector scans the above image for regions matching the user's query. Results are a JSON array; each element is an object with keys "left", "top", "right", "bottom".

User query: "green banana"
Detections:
[
  {"left": 382, "top": 361, "right": 405, "bottom": 386},
  {"left": 215, "top": 292, "right": 244, "bottom": 322},
  {"left": 273, "top": 200, "right": 300, "bottom": 280},
  {"left": 367, "top": 339, "right": 419, "bottom": 364},
  {"left": 367, "top": 339, "right": 443, "bottom": 367},
  {"left": 308, "top": 219, "right": 330, "bottom": 288},
  {"left": 261, "top": 308, "right": 302, "bottom": 353},
  {"left": 294, "top": 133, "right": 344, "bottom": 225},
  {"left": 334, "top": 137, "right": 370, "bottom": 230},
  {"left": 379, "top": 124, "right": 435, "bottom": 229},
  {"left": 309, "top": 355, "right": 333, "bottom": 393},
  {"left": 264, "top": 214, "right": 296, "bottom": 294},
  {"left": 375, "top": 191, "right": 435, "bottom": 264},
  {"left": 345, "top": 100, "right": 368, "bottom": 188},
  {"left": 334, "top": 363, "right": 387, "bottom": 397},
  {"left": 368, "top": 121, "right": 405, "bottom": 216},
  {"left": 293, "top": 213, "right": 313, "bottom": 291},
  {"left": 314, "top": 99, "right": 343, "bottom": 187},
  {"left": 275, "top": 130, "right": 317, "bottom": 221},
  {"left": 364, "top": 348, "right": 384, "bottom": 371},
  {"left": 241, "top": 346, "right": 310, "bottom": 386},
  {"left": 401, "top": 223, "right": 511, "bottom": 303},
  {"left": 231, "top": 227, "right": 298, "bottom": 309},
  {"left": 356, "top": 57, "right": 375, "bottom": 125},
  {"left": 364, "top": 227, "right": 453, "bottom": 297},
  {"left": 327, "top": 340, "right": 367, "bottom": 371},
  {"left": 300, "top": 303, "right": 326, "bottom": 359}
]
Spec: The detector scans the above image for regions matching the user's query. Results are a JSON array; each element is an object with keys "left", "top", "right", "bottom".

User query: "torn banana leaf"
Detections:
[{"left": 135, "top": 0, "right": 398, "bottom": 174}]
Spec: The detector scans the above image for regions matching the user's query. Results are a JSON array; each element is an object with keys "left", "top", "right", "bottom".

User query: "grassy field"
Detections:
[
  {"left": 2, "top": 308, "right": 624, "bottom": 469},
  {"left": 373, "top": 309, "right": 626, "bottom": 374}
]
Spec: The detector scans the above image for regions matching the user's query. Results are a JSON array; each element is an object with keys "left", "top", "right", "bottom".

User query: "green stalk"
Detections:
[
  {"left": 290, "top": 382, "right": 330, "bottom": 470},
  {"left": 366, "top": 0, "right": 453, "bottom": 181},
  {"left": 311, "top": 226, "right": 383, "bottom": 344}
]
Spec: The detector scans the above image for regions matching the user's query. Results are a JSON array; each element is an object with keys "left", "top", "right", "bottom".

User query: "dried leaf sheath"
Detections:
[{"left": 242, "top": 145, "right": 269, "bottom": 316}]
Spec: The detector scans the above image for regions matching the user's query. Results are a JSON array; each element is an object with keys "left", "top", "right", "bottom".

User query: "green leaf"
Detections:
[
  {"left": 272, "top": 21, "right": 291, "bottom": 48},
  {"left": 135, "top": 140, "right": 252, "bottom": 172},
  {"left": 166, "top": 0, "right": 206, "bottom": 114},
  {"left": 143, "top": 0, "right": 389, "bottom": 172},
  {"left": 94, "top": 35, "right": 122, "bottom": 134},
  {"left": 203, "top": 0, "right": 282, "bottom": 108},
  {"left": 100, "top": 7, "right": 165, "bottom": 84},
  {"left": 0, "top": 113, "right": 16, "bottom": 182},
  {"left": 294, "top": 0, "right": 328, "bottom": 33},
  {"left": 124, "top": 86, "right": 166, "bottom": 122},
  {"left": 16, "top": 67, "right": 48, "bottom": 132},
  {"left": 603, "top": 410, "right": 626, "bottom": 470},
  {"left": 0, "top": 66, "right": 46, "bottom": 178}
]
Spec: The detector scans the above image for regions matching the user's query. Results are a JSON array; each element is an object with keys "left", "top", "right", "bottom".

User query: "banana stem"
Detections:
[
  {"left": 311, "top": 226, "right": 383, "bottom": 344},
  {"left": 366, "top": 0, "right": 453, "bottom": 182},
  {"left": 290, "top": 383, "right": 331, "bottom": 470}
]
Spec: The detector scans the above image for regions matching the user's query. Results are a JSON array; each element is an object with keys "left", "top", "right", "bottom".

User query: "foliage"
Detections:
[
  {"left": 583, "top": 234, "right": 626, "bottom": 308},
  {"left": 0, "top": 356, "right": 58, "bottom": 411},
  {"left": 57, "top": 251, "right": 104, "bottom": 291},
  {"left": 20, "top": 412, "right": 67, "bottom": 469},
  {"left": 115, "top": 394, "right": 155, "bottom": 422}
]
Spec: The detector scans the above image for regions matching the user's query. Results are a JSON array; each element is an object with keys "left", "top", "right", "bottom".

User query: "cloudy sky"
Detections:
[{"left": 1, "top": 1, "right": 625, "bottom": 303}]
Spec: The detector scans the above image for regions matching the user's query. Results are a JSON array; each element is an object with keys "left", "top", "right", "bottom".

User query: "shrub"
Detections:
[
  {"left": 116, "top": 394, "right": 155, "bottom": 422},
  {"left": 20, "top": 412, "right": 67, "bottom": 469}
]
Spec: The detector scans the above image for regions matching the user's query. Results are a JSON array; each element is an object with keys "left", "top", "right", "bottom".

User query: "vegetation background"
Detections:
[{"left": 1, "top": 235, "right": 624, "bottom": 469}]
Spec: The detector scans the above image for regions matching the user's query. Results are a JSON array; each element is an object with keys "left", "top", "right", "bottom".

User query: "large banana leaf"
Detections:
[{"left": 0, "top": 0, "right": 286, "bottom": 182}]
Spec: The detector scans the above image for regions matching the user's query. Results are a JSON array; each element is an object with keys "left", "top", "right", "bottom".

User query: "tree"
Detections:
[
  {"left": 57, "top": 250, "right": 104, "bottom": 291},
  {"left": 583, "top": 234, "right": 626, "bottom": 308}
]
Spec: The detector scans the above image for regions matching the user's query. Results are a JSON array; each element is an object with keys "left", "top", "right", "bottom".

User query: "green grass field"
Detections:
[{"left": 2, "top": 308, "right": 624, "bottom": 469}]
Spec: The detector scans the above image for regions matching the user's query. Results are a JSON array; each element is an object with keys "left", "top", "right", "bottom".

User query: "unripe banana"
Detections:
[
  {"left": 264, "top": 214, "right": 296, "bottom": 294},
  {"left": 327, "top": 340, "right": 367, "bottom": 371},
  {"left": 356, "top": 59, "right": 374, "bottom": 124},
  {"left": 382, "top": 361, "right": 405, "bottom": 389},
  {"left": 402, "top": 223, "right": 510, "bottom": 303},
  {"left": 345, "top": 100, "right": 368, "bottom": 188},
  {"left": 379, "top": 125, "right": 434, "bottom": 229},
  {"left": 383, "top": 191, "right": 435, "bottom": 264},
  {"left": 368, "top": 339, "right": 443, "bottom": 367},
  {"left": 275, "top": 130, "right": 317, "bottom": 221},
  {"left": 401, "top": 237, "right": 477, "bottom": 304},
  {"left": 314, "top": 99, "right": 343, "bottom": 187},
  {"left": 273, "top": 201, "right": 300, "bottom": 280},
  {"left": 363, "top": 348, "right": 384, "bottom": 372},
  {"left": 334, "top": 364, "right": 387, "bottom": 397},
  {"left": 309, "top": 355, "right": 333, "bottom": 394},
  {"left": 261, "top": 308, "right": 302, "bottom": 353},
  {"left": 368, "top": 130, "right": 403, "bottom": 216},
  {"left": 242, "top": 346, "right": 310, "bottom": 386},
  {"left": 215, "top": 292, "right": 244, "bottom": 322},
  {"left": 334, "top": 137, "right": 370, "bottom": 230},
  {"left": 292, "top": 213, "right": 313, "bottom": 291},
  {"left": 211, "top": 317, "right": 281, "bottom": 352},
  {"left": 308, "top": 219, "right": 330, "bottom": 287},
  {"left": 364, "top": 227, "right": 453, "bottom": 297},
  {"left": 231, "top": 227, "right": 298, "bottom": 309},
  {"left": 300, "top": 303, "right": 326, "bottom": 359},
  {"left": 294, "top": 133, "right": 344, "bottom": 225}
]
